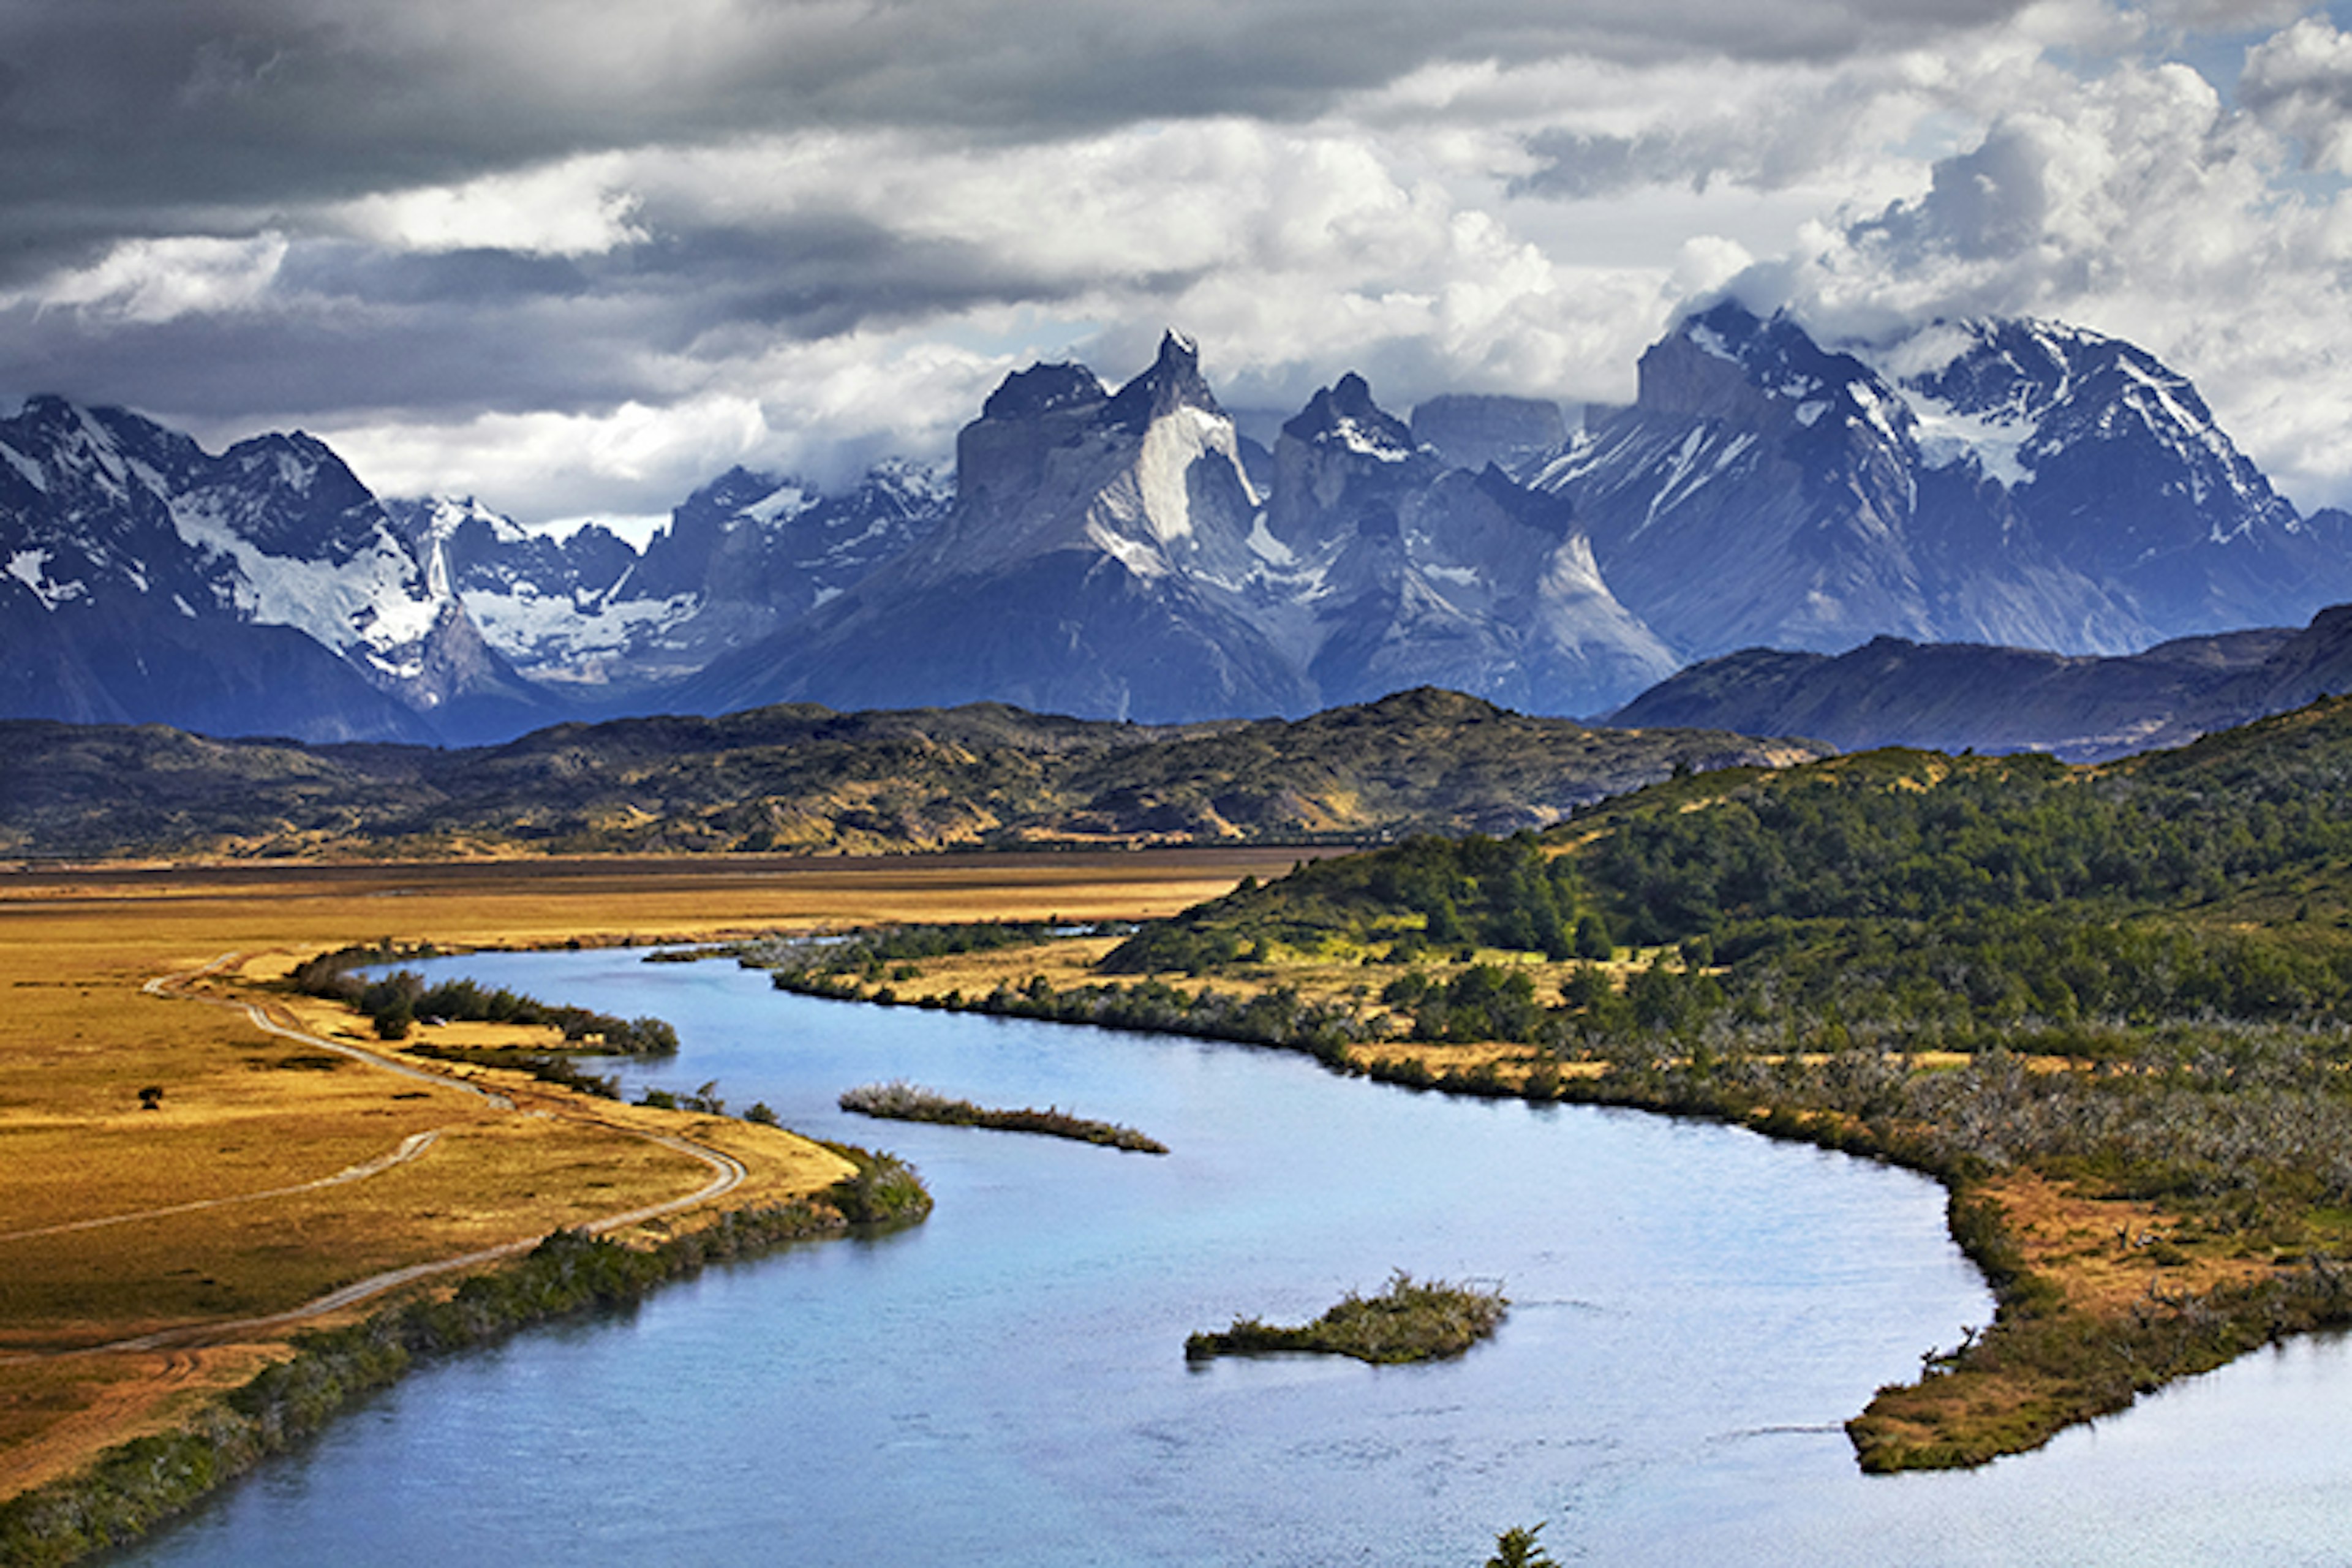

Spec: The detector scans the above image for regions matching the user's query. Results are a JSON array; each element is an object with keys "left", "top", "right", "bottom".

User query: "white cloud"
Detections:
[
  {"left": 12, "top": 0, "right": 2352, "bottom": 526},
  {"left": 20, "top": 233, "right": 290, "bottom": 323},
  {"left": 2242, "top": 17, "right": 2352, "bottom": 172},
  {"left": 323, "top": 395, "right": 775, "bottom": 526},
  {"left": 1742, "top": 39, "right": 2352, "bottom": 509},
  {"left": 317, "top": 330, "right": 1011, "bottom": 523},
  {"left": 333, "top": 159, "right": 648, "bottom": 257}
]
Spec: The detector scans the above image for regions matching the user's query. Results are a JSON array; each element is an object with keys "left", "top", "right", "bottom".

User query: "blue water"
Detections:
[{"left": 116, "top": 951, "right": 2352, "bottom": 1566}]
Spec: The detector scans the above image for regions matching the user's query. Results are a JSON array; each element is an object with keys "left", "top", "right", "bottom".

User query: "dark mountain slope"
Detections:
[
  {"left": 0, "top": 690, "right": 1826, "bottom": 859},
  {"left": 1610, "top": 627, "right": 2296, "bottom": 760}
]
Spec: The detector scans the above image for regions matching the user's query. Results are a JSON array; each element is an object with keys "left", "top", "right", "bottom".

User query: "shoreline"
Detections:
[
  {"left": 757, "top": 940, "right": 2352, "bottom": 1472},
  {"left": 0, "top": 1202, "right": 887, "bottom": 1566},
  {"left": 7, "top": 846, "right": 2329, "bottom": 1554},
  {"left": 0, "top": 954, "right": 927, "bottom": 1567},
  {"left": 0, "top": 853, "right": 1273, "bottom": 1554}
]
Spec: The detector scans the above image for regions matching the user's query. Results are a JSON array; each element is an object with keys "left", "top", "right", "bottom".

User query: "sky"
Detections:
[{"left": 5, "top": 1, "right": 2352, "bottom": 538}]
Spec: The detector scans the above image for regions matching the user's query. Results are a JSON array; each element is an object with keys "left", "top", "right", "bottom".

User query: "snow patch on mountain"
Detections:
[
  {"left": 745, "top": 483, "right": 816, "bottom": 524},
  {"left": 1902, "top": 393, "right": 2034, "bottom": 486},
  {"left": 0, "top": 443, "right": 44, "bottom": 492},
  {"left": 6, "top": 548, "right": 86, "bottom": 608},
  {"left": 462, "top": 584, "right": 702, "bottom": 685},
  {"left": 167, "top": 490, "right": 445, "bottom": 679},
  {"left": 1246, "top": 514, "right": 1296, "bottom": 566}
]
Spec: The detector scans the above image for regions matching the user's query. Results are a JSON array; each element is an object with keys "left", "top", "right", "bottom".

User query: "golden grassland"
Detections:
[{"left": 0, "top": 848, "right": 1295, "bottom": 1502}]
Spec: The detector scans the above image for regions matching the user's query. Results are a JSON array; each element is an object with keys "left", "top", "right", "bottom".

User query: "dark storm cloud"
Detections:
[
  {"left": 274, "top": 244, "right": 596, "bottom": 307},
  {"left": 0, "top": 202, "right": 1155, "bottom": 428},
  {"left": 0, "top": 290, "right": 658, "bottom": 424},
  {"left": 0, "top": 0, "right": 2035, "bottom": 267},
  {"left": 616, "top": 219, "right": 1091, "bottom": 345}
]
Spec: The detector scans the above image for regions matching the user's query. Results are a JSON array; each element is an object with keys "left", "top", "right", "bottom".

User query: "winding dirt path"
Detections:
[
  {"left": 0, "top": 1129, "right": 447, "bottom": 1243},
  {"left": 4, "top": 952, "right": 750, "bottom": 1362}
]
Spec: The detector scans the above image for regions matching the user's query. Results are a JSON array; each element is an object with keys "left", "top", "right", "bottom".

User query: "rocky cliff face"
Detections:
[
  {"left": 677, "top": 332, "right": 1317, "bottom": 723},
  {"left": 1535, "top": 303, "right": 1949, "bottom": 657},
  {"left": 680, "top": 342, "right": 1680, "bottom": 723},
  {"left": 382, "top": 459, "right": 951, "bottom": 708},
  {"left": 1269, "top": 374, "right": 1676, "bottom": 713},
  {"left": 1408, "top": 394, "right": 1567, "bottom": 476},
  {"left": 1895, "top": 317, "right": 2348, "bottom": 637}
]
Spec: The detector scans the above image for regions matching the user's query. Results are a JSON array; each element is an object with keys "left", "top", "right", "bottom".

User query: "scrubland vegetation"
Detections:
[
  {"left": 1186, "top": 1272, "right": 1508, "bottom": 1365},
  {"left": 292, "top": 944, "right": 681, "bottom": 1052},
  {"left": 840, "top": 1080, "right": 1168, "bottom": 1153}
]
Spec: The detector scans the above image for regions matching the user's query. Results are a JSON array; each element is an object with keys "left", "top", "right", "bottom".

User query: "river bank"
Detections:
[
  {"left": 9, "top": 846, "right": 2332, "bottom": 1559},
  {"left": 0, "top": 853, "right": 1284, "bottom": 1532},
  {"left": 105, "top": 946, "right": 1996, "bottom": 1567},
  {"left": 745, "top": 924, "right": 2352, "bottom": 1470}
]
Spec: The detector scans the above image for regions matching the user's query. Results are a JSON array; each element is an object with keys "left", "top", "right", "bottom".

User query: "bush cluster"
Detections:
[{"left": 290, "top": 949, "right": 679, "bottom": 1055}]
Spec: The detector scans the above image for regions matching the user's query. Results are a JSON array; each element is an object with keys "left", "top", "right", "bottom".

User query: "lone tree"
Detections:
[
  {"left": 136, "top": 1085, "right": 164, "bottom": 1112},
  {"left": 1485, "top": 1523, "right": 1556, "bottom": 1568}
]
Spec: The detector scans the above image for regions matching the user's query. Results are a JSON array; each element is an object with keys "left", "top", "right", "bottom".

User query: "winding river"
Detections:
[{"left": 119, "top": 949, "right": 2352, "bottom": 1566}]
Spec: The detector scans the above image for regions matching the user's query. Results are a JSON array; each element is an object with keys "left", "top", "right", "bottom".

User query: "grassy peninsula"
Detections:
[
  {"left": 1186, "top": 1273, "right": 1508, "bottom": 1364},
  {"left": 839, "top": 1081, "right": 1168, "bottom": 1153}
]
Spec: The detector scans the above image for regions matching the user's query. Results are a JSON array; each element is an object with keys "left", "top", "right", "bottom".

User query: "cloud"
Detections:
[
  {"left": 2242, "top": 16, "right": 2352, "bottom": 172},
  {"left": 1740, "top": 40, "right": 2352, "bottom": 508},
  {"left": 0, "top": 2, "right": 2037, "bottom": 241},
  {"left": 7, "top": 0, "right": 2352, "bottom": 527},
  {"left": 320, "top": 330, "right": 1012, "bottom": 524},
  {"left": 19, "top": 233, "right": 290, "bottom": 324},
  {"left": 332, "top": 160, "right": 648, "bottom": 258}
]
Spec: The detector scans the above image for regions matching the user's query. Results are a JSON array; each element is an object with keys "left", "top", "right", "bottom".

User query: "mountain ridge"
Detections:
[
  {"left": 0, "top": 687, "right": 1827, "bottom": 859},
  {"left": 8, "top": 304, "right": 2351, "bottom": 744}
]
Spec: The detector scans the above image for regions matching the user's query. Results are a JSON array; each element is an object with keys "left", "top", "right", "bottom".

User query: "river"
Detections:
[{"left": 119, "top": 949, "right": 2352, "bottom": 1566}]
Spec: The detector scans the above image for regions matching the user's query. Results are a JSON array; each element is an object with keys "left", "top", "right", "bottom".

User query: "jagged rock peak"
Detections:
[
  {"left": 1283, "top": 372, "right": 1413, "bottom": 458},
  {"left": 981, "top": 362, "right": 1108, "bottom": 422},
  {"left": 1103, "top": 328, "right": 1224, "bottom": 431},
  {"left": 1641, "top": 298, "right": 1912, "bottom": 447}
]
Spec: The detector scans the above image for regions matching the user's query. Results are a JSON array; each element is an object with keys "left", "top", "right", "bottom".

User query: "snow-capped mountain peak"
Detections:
[
  {"left": 1642, "top": 300, "right": 1917, "bottom": 454},
  {"left": 1883, "top": 315, "right": 2297, "bottom": 564},
  {"left": 1284, "top": 372, "right": 1415, "bottom": 463}
]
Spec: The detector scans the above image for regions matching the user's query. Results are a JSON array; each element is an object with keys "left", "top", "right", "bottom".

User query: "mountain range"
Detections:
[{"left": 6, "top": 302, "right": 2350, "bottom": 748}]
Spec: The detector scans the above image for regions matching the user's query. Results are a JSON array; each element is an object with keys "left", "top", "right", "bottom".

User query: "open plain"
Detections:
[{"left": 0, "top": 848, "right": 1297, "bottom": 1504}]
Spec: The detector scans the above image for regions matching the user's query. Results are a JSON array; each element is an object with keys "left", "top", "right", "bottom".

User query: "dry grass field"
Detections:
[{"left": 0, "top": 848, "right": 1291, "bottom": 1501}]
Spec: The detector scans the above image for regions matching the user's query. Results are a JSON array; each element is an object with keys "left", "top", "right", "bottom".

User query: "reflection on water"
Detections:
[{"left": 119, "top": 951, "right": 2350, "bottom": 1566}]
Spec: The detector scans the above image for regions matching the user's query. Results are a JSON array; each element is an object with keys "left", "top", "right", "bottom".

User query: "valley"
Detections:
[{"left": 12, "top": 688, "right": 2352, "bottom": 1554}]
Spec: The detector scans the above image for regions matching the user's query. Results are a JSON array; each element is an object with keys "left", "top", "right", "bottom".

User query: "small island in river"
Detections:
[
  {"left": 1186, "top": 1272, "right": 1508, "bottom": 1365},
  {"left": 839, "top": 1079, "right": 1170, "bottom": 1153}
]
